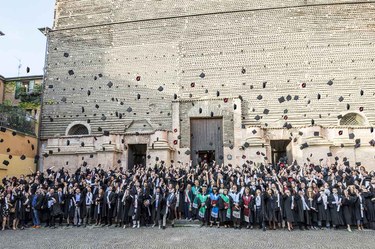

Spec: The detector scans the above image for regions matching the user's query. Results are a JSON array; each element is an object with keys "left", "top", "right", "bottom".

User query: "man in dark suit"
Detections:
[
  {"left": 47, "top": 188, "right": 63, "bottom": 228},
  {"left": 151, "top": 187, "right": 165, "bottom": 228},
  {"left": 102, "top": 186, "right": 115, "bottom": 226},
  {"left": 56, "top": 187, "right": 65, "bottom": 225}
]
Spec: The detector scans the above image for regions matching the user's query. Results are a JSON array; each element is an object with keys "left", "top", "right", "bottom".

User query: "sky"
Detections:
[{"left": 0, "top": 0, "right": 55, "bottom": 77}]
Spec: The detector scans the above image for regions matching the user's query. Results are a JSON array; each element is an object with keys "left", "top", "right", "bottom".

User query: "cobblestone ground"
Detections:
[{"left": 0, "top": 226, "right": 374, "bottom": 249}]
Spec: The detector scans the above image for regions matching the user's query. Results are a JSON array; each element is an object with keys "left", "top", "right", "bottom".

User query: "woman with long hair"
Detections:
[
  {"left": 282, "top": 189, "right": 295, "bottom": 231},
  {"left": 94, "top": 188, "right": 104, "bottom": 226}
]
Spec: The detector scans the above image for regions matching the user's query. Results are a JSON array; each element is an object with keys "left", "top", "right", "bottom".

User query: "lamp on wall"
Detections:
[{"left": 0, "top": 31, "right": 4, "bottom": 36}]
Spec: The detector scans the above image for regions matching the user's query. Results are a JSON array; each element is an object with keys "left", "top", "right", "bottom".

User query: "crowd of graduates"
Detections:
[{"left": 1, "top": 157, "right": 375, "bottom": 232}]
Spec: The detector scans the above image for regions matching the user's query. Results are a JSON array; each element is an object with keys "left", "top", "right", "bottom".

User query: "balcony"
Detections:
[{"left": 0, "top": 105, "right": 37, "bottom": 136}]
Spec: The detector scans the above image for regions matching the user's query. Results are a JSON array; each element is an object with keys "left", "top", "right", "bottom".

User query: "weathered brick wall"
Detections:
[{"left": 42, "top": 1, "right": 375, "bottom": 139}]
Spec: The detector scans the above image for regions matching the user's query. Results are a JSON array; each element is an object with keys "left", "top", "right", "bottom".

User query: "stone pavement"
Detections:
[{"left": 0, "top": 226, "right": 374, "bottom": 249}]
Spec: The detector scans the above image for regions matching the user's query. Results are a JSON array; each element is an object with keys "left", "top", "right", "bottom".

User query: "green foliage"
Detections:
[
  {"left": 3, "top": 99, "right": 12, "bottom": 106},
  {"left": 0, "top": 104, "right": 36, "bottom": 135},
  {"left": 19, "top": 102, "right": 40, "bottom": 110},
  {"left": 4, "top": 81, "right": 16, "bottom": 93},
  {"left": 19, "top": 83, "right": 42, "bottom": 107}
]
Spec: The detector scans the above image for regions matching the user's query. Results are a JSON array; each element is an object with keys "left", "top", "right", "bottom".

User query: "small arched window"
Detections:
[
  {"left": 67, "top": 124, "right": 89, "bottom": 135},
  {"left": 340, "top": 113, "right": 365, "bottom": 126}
]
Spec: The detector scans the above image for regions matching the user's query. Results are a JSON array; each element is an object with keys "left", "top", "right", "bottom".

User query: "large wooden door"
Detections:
[
  {"left": 190, "top": 118, "right": 223, "bottom": 166},
  {"left": 128, "top": 144, "right": 147, "bottom": 170}
]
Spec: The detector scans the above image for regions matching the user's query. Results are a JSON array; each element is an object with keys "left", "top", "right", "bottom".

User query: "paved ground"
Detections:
[{"left": 0, "top": 226, "right": 374, "bottom": 249}]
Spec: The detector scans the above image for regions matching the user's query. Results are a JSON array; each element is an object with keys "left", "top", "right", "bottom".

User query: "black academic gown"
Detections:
[
  {"left": 282, "top": 194, "right": 295, "bottom": 223},
  {"left": 56, "top": 192, "right": 65, "bottom": 218},
  {"left": 22, "top": 195, "right": 31, "bottom": 221},
  {"left": 178, "top": 189, "right": 184, "bottom": 213},
  {"left": 295, "top": 194, "right": 311, "bottom": 225},
  {"left": 306, "top": 196, "right": 318, "bottom": 224},
  {"left": 264, "top": 194, "right": 278, "bottom": 222},
  {"left": 102, "top": 191, "right": 115, "bottom": 218},
  {"left": 94, "top": 195, "right": 103, "bottom": 220},
  {"left": 353, "top": 194, "right": 367, "bottom": 224},
  {"left": 328, "top": 194, "right": 344, "bottom": 226},
  {"left": 65, "top": 192, "right": 74, "bottom": 219},
  {"left": 142, "top": 193, "right": 152, "bottom": 223},
  {"left": 363, "top": 192, "right": 375, "bottom": 223},
  {"left": 122, "top": 194, "right": 132, "bottom": 224},
  {"left": 13, "top": 191, "right": 24, "bottom": 220},
  {"left": 49, "top": 193, "right": 63, "bottom": 217},
  {"left": 252, "top": 194, "right": 265, "bottom": 224},
  {"left": 341, "top": 195, "right": 355, "bottom": 225},
  {"left": 218, "top": 194, "right": 232, "bottom": 222},
  {"left": 128, "top": 193, "right": 143, "bottom": 220},
  {"left": 316, "top": 193, "right": 330, "bottom": 222},
  {"left": 115, "top": 191, "right": 124, "bottom": 221}
]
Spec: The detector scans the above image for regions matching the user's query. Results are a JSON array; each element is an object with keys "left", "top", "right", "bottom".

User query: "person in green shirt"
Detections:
[
  {"left": 197, "top": 184, "right": 209, "bottom": 227},
  {"left": 219, "top": 188, "right": 232, "bottom": 228}
]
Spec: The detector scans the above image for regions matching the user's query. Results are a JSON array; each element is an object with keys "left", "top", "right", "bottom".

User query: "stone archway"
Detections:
[
  {"left": 339, "top": 113, "right": 367, "bottom": 126},
  {"left": 65, "top": 121, "right": 91, "bottom": 136}
]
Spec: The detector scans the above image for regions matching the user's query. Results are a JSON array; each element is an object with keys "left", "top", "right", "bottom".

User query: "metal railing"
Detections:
[{"left": 0, "top": 105, "right": 36, "bottom": 135}]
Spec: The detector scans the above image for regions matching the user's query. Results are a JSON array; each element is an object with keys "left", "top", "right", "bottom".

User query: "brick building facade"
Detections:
[{"left": 40, "top": 0, "right": 375, "bottom": 170}]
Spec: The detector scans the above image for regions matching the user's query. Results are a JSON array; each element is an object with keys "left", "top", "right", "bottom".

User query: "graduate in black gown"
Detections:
[
  {"left": 361, "top": 185, "right": 375, "bottom": 229},
  {"left": 295, "top": 190, "right": 311, "bottom": 230},
  {"left": 102, "top": 186, "right": 115, "bottom": 226},
  {"left": 282, "top": 189, "right": 295, "bottom": 231},
  {"left": 316, "top": 187, "right": 331, "bottom": 229},
  {"left": 264, "top": 189, "right": 278, "bottom": 230},
  {"left": 306, "top": 187, "right": 318, "bottom": 229},
  {"left": 252, "top": 189, "right": 266, "bottom": 231},
  {"left": 328, "top": 187, "right": 344, "bottom": 229},
  {"left": 271, "top": 183, "right": 283, "bottom": 228},
  {"left": 94, "top": 189, "right": 104, "bottom": 226},
  {"left": 229, "top": 185, "right": 242, "bottom": 229},
  {"left": 141, "top": 183, "right": 152, "bottom": 227},
  {"left": 341, "top": 188, "right": 355, "bottom": 232},
  {"left": 151, "top": 187, "right": 164, "bottom": 228},
  {"left": 66, "top": 187, "right": 75, "bottom": 227},
  {"left": 12, "top": 186, "right": 24, "bottom": 230},
  {"left": 163, "top": 185, "right": 177, "bottom": 229},
  {"left": 353, "top": 188, "right": 366, "bottom": 231},
  {"left": 218, "top": 188, "right": 232, "bottom": 228},
  {"left": 114, "top": 185, "right": 124, "bottom": 227},
  {"left": 121, "top": 187, "right": 132, "bottom": 228},
  {"left": 129, "top": 187, "right": 143, "bottom": 228}
]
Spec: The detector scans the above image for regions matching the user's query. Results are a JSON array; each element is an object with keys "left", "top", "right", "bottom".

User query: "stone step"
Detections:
[{"left": 174, "top": 219, "right": 202, "bottom": 227}]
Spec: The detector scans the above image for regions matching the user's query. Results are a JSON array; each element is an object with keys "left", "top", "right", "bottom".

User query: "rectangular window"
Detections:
[
  {"left": 14, "top": 81, "right": 22, "bottom": 99},
  {"left": 29, "top": 80, "right": 35, "bottom": 93}
]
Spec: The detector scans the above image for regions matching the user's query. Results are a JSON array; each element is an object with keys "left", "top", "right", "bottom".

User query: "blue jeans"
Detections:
[{"left": 32, "top": 208, "right": 40, "bottom": 226}]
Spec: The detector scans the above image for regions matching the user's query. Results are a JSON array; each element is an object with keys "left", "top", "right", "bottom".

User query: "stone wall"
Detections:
[
  {"left": 40, "top": 0, "right": 375, "bottom": 170},
  {"left": 54, "top": 1, "right": 374, "bottom": 29}
]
